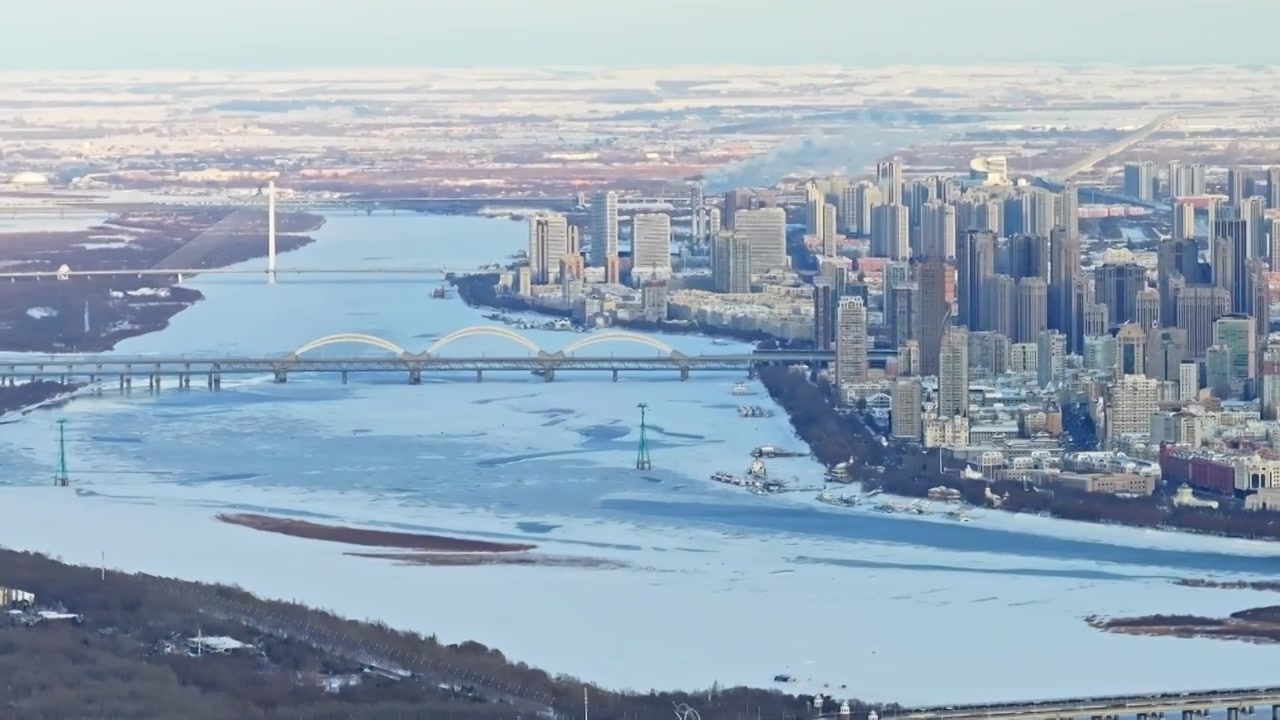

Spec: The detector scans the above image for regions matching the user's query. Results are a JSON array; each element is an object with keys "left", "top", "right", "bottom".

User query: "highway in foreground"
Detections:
[{"left": 896, "top": 686, "right": 1280, "bottom": 720}]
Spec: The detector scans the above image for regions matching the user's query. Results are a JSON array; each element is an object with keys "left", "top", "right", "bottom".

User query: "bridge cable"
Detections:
[{"left": 150, "top": 193, "right": 273, "bottom": 271}]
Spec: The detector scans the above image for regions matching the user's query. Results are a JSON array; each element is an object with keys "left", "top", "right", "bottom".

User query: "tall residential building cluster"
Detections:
[
  {"left": 820, "top": 165, "right": 1081, "bottom": 410},
  {"left": 520, "top": 158, "right": 1280, "bottom": 504},
  {"left": 846, "top": 157, "right": 1280, "bottom": 505},
  {"left": 522, "top": 162, "right": 1280, "bottom": 511},
  {"left": 517, "top": 183, "right": 810, "bottom": 335},
  {"left": 549, "top": 187, "right": 789, "bottom": 287}
]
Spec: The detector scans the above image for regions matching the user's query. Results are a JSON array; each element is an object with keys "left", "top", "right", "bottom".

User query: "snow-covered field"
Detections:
[{"left": 1, "top": 213, "right": 1279, "bottom": 705}]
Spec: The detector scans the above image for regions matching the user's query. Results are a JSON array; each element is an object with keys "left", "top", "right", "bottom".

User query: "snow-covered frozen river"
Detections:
[{"left": 1, "top": 213, "right": 1278, "bottom": 704}]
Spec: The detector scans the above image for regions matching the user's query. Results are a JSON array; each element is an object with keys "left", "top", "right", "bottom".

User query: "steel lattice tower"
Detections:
[
  {"left": 54, "top": 419, "right": 69, "bottom": 487},
  {"left": 635, "top": 403, "right": 652, "bottom": 470}
]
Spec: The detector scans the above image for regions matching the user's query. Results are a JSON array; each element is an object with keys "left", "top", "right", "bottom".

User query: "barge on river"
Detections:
[
  {"left": 752, "top": 445, "right": 806, "bottom": 459},
  {"left": 710, "top": 471, "right": 784, "bottom": 494}
]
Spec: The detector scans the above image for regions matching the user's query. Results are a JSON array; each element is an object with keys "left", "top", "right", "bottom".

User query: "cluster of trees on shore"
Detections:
[
  {"left": 452, "top": 272, "right": 571, "bottom": 317},
  {"left": 1092, "top": 606, "right": 1280, "bottom": 645},
  {"left": 0, "top": 380, "right": 80, "bottom": 415},
  {"left": 756, "top": 366, "right": 879, "bottom": 469},
  {"left": 0, "top": 548, "right": 896, "bottom": 719},
  {"left": 758, "top": 366, "right": 1280, "bottom": 542}
]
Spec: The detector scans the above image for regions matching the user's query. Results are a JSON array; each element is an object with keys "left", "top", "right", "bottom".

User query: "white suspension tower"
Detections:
[{"left": 267, "top": 180, "right": 277, "bottom": 284}]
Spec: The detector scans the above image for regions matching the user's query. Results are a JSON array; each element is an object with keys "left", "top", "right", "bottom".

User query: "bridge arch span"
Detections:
[
  {"left": 291, "top": 333, "right": 409, "bottom": 358},
  {"left": 423, "top": 325, "right": 543, "bottom": 357},
  {"left": 561, "top": 331, "right": 676, "bottom": 357},
  {"left": 866, "top": 392, "right": 892, "bottom": 408}
]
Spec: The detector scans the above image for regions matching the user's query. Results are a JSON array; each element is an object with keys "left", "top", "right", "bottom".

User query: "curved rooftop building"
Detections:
[{"left": 969, "top": 156, "right": 1010, "bottom": 186}]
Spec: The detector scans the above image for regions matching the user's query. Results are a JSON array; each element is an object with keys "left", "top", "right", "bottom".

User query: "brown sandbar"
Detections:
[
  {"left": 217, "top": 513, "right": 534, "bottom": 553},
  {"left": 346, "top": 551, "right": 625, "bottom": 568}
]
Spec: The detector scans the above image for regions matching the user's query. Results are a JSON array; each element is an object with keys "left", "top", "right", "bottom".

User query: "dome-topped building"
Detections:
[{"left": 8, "top": 171, "right": 50, "bottom": 186}]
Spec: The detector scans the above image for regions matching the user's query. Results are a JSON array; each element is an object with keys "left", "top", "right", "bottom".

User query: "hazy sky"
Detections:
[{"left": 7, "top": 0, "right": 1280, "bottom": 70}]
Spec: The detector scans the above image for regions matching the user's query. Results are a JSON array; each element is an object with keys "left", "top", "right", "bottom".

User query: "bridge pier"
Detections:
[
  {"left": 341, "top": 371, "right": 348, "bottom": 384},
  {"left": 679, "top": 368, "right": 689, "bottom": 381},
  {"left": 612, "top": 369, "right": 618, "bottom": 382},
  {"left": 1229, "top": 709, "right": 1241, "bottom": 720},
  {"left": 149, "top": 374, "right": 159, "bottom": 392},
  {"left": 409, "top": 369, "right": 421, "bottom": 385},
  {"left": 475, "top": 370, "right": 483, "bottom": 383},
  {"left": 180, "top": 374, "right": 190, "bottom": 389},
  {"left": 544, "top": 368, "right": 555, "bottom": 382},
  {"left": 274, "top": 370, "right": 288, "bottom": 384},
  {"left": 747, "top": 365, "right": 757, "bottom": 379}
]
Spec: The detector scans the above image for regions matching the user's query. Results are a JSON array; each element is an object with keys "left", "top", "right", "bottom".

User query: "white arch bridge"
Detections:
[{"left": 0, "top": 326, "right": 835, "bottom": 388}]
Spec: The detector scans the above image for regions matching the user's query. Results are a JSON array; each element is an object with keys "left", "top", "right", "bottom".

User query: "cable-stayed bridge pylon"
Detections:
[{"left": 150, "top": 182, "right": 280, "bottom": 280}]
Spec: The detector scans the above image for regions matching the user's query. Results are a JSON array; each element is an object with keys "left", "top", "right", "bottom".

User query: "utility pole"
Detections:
[
  {"left": 54, "top": 419, "right": 69, "bottom": 487},
  {"left": 636, "top": 403, "right": 652, "bottom": 470}
]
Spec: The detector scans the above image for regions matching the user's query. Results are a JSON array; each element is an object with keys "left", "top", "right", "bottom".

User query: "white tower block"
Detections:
[{"left": 267, "top": 180, "right": 277, "bottom": 284}]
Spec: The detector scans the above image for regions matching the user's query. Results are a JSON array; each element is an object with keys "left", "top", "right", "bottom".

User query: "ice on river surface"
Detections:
[{"left": 1, "top": 214, "right": 1278, "bottom": 704}]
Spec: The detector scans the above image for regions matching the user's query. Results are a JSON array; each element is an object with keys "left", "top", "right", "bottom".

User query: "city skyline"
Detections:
[{"left": 4, "top": 40, "right": 1280, "bottom": 714}]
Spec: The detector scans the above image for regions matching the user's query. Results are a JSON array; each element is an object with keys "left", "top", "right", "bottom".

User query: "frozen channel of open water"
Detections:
[{"left": 1, "top": 213, "right": 1279, "bottom": 704}]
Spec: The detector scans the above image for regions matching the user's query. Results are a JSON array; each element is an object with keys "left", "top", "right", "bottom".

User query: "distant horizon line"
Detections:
[{"left": 0, "top": 60, "right": 1274, "bottom": 74}]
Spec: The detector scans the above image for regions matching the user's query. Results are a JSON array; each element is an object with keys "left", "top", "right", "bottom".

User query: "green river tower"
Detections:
[
  {"left": 54, "top": 419, "right": 69, "bottom": 487},
  {"left": 635, "top": 403, "right": 652, "bottom": 470}
]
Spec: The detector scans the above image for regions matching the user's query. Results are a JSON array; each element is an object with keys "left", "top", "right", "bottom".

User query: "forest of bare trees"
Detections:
[{"left": 0, "top": 549, "right": 895, "bottom": 719}]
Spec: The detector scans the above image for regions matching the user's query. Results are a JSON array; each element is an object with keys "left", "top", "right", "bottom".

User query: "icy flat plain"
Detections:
[{"left": 1, "top": 214, "right": 1278, "bottom": 704}]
